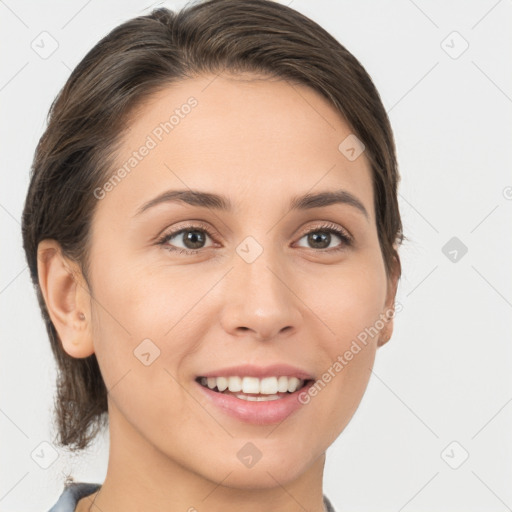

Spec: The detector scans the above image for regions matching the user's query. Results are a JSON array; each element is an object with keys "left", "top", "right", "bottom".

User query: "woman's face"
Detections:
[{"left": 84, "top": 73, "right": 398, "bottom": 488}]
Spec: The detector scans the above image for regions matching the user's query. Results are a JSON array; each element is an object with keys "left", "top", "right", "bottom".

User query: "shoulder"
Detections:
[
  {"left": 323, "top": 494, "right": 337, "bottom": 512},
  {"left": 47, "top": 485, "right": 334, "bottom": 512},
  {"left": 47, "top": 482, "right": 102, "bottom": 512}
]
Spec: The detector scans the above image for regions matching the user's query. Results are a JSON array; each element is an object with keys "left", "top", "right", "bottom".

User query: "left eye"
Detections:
[{"left": 296, "top": 227, "right": 351, "bottom": 251}]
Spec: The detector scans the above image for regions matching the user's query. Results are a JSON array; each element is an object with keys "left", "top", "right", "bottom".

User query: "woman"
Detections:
[{"left": 22, "top": 0, "right": 404, "bottom": 510}]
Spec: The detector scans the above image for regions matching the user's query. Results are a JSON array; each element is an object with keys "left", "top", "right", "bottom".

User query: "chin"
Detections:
[
  {"left": 200, "top": 446, "right": 313, "bottom": 490},
  {"left": 211, "top": 463, "right": 306, "bottom": 490}
]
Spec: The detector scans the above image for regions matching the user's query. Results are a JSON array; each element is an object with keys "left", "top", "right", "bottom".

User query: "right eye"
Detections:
[{"left": 157, "top": 224, "right": 218, "bottom": 255}]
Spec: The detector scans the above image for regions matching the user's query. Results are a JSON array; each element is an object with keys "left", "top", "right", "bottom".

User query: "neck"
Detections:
[{"left": 91, "top": 404, "right": 328, "bottom": 512}]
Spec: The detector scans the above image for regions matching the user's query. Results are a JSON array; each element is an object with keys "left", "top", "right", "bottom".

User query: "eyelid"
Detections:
[
  {"left": 155, "top": 220, "right": 220, "bottom": 244},
  {"left": 300, "top": 221, "right": 352, "bottom": 241}
]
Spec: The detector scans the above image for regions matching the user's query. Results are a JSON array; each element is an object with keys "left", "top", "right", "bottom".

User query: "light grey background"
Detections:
[{"left": 1, "top": 1, "right": 511, "bottom": 510}]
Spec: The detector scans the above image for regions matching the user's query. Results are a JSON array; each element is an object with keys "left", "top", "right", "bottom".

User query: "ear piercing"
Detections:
[{"left": 78, "top": 312, "right": 86, "bottom": 321}]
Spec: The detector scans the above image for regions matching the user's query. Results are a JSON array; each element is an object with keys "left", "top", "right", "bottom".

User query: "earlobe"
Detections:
[
  {"left": 37, "top": 239, "right": 94, "bottom": 358},
  {"left": 378, "top": 249, "right": 401, "bottom": 348},
  {"left": 377, "top": 316, "right": 393, "bottom": 347}
]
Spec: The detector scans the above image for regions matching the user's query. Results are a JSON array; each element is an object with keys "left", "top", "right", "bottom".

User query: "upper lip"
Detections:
[{"left": 197, "top": 364, "right": 315, "bottom": 380}]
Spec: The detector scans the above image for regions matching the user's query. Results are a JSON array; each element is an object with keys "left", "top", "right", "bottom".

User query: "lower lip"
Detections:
[{"left": 196, "top": 380, "right": 314, "bottom": 425}]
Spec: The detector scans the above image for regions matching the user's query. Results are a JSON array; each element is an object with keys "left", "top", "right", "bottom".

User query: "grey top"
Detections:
[
  {"left": 48, "top": 483, "right": 101, "bottom": 512},
  {"left": 48, "top": 482, "right": 337, "bottom": 511}
]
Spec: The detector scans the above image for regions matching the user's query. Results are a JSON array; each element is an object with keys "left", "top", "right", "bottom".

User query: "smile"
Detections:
[{"left": 196, "top": 375, "right": 311, "bottom": 401}]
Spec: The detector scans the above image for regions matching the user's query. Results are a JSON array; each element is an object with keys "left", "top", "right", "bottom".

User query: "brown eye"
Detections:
[
  {"left": 306, "top": 231, "right": 333, "bottom": 249},
  {"left": 178, "top": 229, "right": 208, "bottom": 250},
  {"left": 296, "top": 224, "right": 352, "bottom": 251},
  {"left": 158, "top": 225, "right": 216, "bottom": 254}
]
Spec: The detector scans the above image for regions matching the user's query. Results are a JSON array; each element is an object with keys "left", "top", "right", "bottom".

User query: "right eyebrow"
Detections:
[{"left": 135, "top": 189, "right": 232, "bottom": 216}]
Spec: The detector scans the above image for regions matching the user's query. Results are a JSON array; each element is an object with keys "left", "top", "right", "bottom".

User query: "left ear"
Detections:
[{"left": 377, "top": 247, "right": 401, "bottom": 348}]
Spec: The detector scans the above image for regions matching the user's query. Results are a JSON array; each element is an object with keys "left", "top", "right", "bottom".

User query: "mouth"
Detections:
[
  {"left": 195, "top": 375, "right": 313, "bottom": 402},
  {"left": 194, "top": 366, "right": 316, "bottom": 424}
]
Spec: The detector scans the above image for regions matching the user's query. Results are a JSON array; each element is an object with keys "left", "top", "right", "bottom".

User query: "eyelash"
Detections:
[{"left": 156, "top": 221, "right": 353, "bottom": 255}]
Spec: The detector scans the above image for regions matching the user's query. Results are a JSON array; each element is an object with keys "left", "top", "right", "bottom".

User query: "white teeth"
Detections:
[
  {"left": 242, "top": 377, "right": 260, "bottom": 394},
  {"left": 234, "top": 393, "right": 281, "bottom": 401},
  {"left": 260, "top": 377, "right": 278, "bottom": 395},
  {"left": 228, "top": 376, "right": 242, "bottom": 392},
  {"left": 287, "top": 377, "right": 300, "bottom": 393},
  {"left": 216, "top": 376, "right": 228, "bottom": 392},
  {"left": 199, "top": 375, "right": 306, "bottom": 394},
  {"left": 277, "top": 376, "right": 289, "bottom": 393}
]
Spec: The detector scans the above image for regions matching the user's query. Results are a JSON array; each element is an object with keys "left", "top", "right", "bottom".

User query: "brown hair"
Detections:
[{"left": 22, "top": 0, "right": 404, "bottom": 451}]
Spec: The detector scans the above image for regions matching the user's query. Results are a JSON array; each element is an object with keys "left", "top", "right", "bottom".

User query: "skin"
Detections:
[{"left": 38, "top": 73, "right": 399, "bottom": 512}]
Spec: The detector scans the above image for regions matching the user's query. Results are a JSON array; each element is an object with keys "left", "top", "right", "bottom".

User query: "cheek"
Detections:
[
  {"left": 88, "top": 254, "right": 209, "bottom": 376},
  {"left": 90, "top": 249, "right": 178, "bottom": 332},
  {"left": 297, "top": 258, "right": 385, "bottom": 439},
  {"left": 88, "top": 260, "right": 198, "bottom": 429},
  {"left": 305, "top": 256, "right": 388, "bottom": 351}
]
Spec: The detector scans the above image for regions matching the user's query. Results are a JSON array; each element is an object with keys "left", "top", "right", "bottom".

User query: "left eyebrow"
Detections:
[
  {"left": 135, "top": 188, "right": 369, "bottom": 221},
  {"left": 289, "top": 190, "right": 369, "bottom": 222}
]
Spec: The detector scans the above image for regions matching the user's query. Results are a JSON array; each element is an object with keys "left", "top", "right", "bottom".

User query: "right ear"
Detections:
[{"left": 37, "top": 239, "right": 94, "bottom": 358}]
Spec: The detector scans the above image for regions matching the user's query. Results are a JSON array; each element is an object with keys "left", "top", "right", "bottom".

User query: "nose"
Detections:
[{"left": 219, "top": 247, "right": 303, "bottom": 342}]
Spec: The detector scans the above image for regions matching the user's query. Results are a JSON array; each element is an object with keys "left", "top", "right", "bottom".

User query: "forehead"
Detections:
[{"left": 104, "top": 73, "right": 374, "bottom": 220}]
